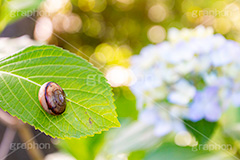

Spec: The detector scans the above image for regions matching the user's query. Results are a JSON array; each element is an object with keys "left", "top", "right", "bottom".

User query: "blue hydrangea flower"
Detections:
[
  {"left": 188, "top": 87, "right": 221, "bottom": 122},
  {"left": 130, "top": 26, "right": 240, "bottom": 138},
  {"left": 229, "top": 83, "right": 240, "bottom": 107},
  {"left": 210, "top": 40, "right": 240, "bottom": 67},
  {"left": 139, "top": 108, "right": 185, "bottom": 137},
  {"left": 168, "top": 79, "right": 196, "bottom": 105}
]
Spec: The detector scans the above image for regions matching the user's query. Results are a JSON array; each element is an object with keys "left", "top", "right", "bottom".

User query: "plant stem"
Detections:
[
  {"left": 0, "top": 109, "right": 44, "bottom": 160},
  {"left": 0, "top": 127, "right": 16, "bottom": 160},
  {"left": 17, "top": 124, "right": 44, "bottom": 160}
]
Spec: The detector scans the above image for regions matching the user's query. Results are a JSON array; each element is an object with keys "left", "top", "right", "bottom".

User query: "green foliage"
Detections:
[
  {"left": 144, "top": 143, "right": 211, "bottom": 160},
  {"left": 222, "top": 107, "right": 240, "bottom": 141},
  {"left": 0, "top": 45, "right": 120, "bottom": 138},
  {"left": 0, "top": 0, "right": 43, "bottom": 32},
  {"left": 57, "top": 134, "right": 104, "bottom": 160},
  {"left": 128, "top": 150, "right": 146, "bottom": 160},
  {"left": 114, "top": 87, "right": 138, "bottom": 120},
  {"left": 222, "top": 106, "right": 240, "bottom": 124},
  {"left": 184, "top": 119, "right": 217, "bottom": 144}
]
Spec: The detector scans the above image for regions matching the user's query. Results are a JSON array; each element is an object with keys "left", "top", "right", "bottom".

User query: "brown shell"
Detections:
[{"left": 38, "top": 82, "right": 66, "bottom": 115}]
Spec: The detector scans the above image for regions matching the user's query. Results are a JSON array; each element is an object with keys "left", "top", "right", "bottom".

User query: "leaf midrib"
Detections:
[{"left": 0, "top": 70, "right": 119, "bottom": 126}]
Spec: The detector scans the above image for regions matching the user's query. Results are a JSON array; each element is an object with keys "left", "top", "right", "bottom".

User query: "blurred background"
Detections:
[{"left": 1, "top": 0, "right": 240, "bottom": 159}]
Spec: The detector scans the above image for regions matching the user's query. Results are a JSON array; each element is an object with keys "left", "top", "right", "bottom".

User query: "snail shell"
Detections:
[{"left": 38, "top": 82, "right": 66, "bottom": 115}]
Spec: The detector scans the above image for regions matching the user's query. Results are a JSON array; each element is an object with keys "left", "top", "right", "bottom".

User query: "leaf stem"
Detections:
[
  {"left": 0, "top": 109, "right": 44, "bottom": 160},
  {"left": 0, "top": 127, "right": 16, "bottom": 160},
  {"left": 17, "top": 124, "right": 44, "bottom": 160}
]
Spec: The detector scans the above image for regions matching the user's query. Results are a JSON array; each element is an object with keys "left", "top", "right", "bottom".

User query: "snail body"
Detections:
[{"left": 38, "top": 82, "right": 66, "bottom": 115}]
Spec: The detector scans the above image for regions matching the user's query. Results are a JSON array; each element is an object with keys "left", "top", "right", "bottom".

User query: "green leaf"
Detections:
[
  {"left": 144, "top": 143, "right": 211, "bottom": 160},
  {"left": 222, "top": 107, "right": 240, "bottom": 140},
  {"left": 184, "top": 119, "right": 217, "bottom": 144},
  {"left": 0, "top": 45, "right": 120, "bottom": 139},
  {"left": 128, "top": 150, "right": 146, "bottom": 160},
  {"left": 57, "top": 134, "right": 104, "bottom": 160},
  {"left": 114, "top": 87, "right": 138, "bottom": 120}
]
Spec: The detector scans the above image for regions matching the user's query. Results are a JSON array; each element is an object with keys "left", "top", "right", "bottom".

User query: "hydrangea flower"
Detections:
[
  {"left": 167, "top": 79, "right": 196, "bottom": 105},
  {"left": 188, "top": 86, "right": 221, "bottom": 122},
  {"left": 130, "top": 25, "right": 240, "bottom": 137},
  {"left": 139, "top": 108, "right": 185, "bottom": 137}
]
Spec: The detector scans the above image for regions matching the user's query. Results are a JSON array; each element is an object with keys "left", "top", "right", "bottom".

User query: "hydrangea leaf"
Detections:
[
  {"left": 145, "top": 143, "right": 212, "bottom": 160},
  {"left": 184, "top": 119, "right": 216, "bottom": 144},
  {"left": 0, "top": 45, "right": 120, "bottom": 139}
]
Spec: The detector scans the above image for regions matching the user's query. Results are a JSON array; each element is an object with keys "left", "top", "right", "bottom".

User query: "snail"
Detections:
[{"left": 38, "top": 82, "right": 66, "bottom": 115}]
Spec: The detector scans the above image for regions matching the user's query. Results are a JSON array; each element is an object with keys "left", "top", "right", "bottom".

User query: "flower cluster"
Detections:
[{"left": 130, "top": 26, "right": 240, "bottom": 137}]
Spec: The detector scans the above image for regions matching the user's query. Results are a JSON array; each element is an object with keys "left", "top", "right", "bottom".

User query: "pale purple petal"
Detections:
[
  {"left": 139, "top": 108, "right": 159, "bottom": 125},
  {"left": 231, "top": 92, "right": 240, "bottom": 107},
  {"left": 188, "top": 99, "right": 205, "bottom": 122},
  {"left": 204, "top": 103, "right": 221, "bottom": 122},
  {"left": 188, "top": 87, "right": 221, "bottom": 122},
  {"left": 154, "top": 121, "right": 172, "bottom": 137}
]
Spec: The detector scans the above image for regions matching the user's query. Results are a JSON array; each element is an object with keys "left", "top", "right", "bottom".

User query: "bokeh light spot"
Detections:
[
  {"left": 78, "top": 0, "right": 95, "bottom": 12},
  {"left": 106, "top": 66, "right": 133, "bottom": 87},
  {"left": 174, "top": 131, "right": 192, "bottom": 147},
  {"left": 147, "top": 25, "right": 166, "bottom": 43},
  {"left": 63, "top": 14, "right": 82, "bottom": 33},
  {"left": 148, "top": 4, "right": 167, "bottom": 22},
  {"left": 92, "top": 0, "right": 107, "bottom": 13},
  {"left": 83, "top": 18, "right": 103, "bottom": 37},
  {"left": 43, "top": 0, "right": 70, "bottom": 14},
  {"left": 213, "top": 17, "right": 232, "bottom": 34},
  {"left": 34, "top": 17, "right": 53, "bottom": 42}
]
